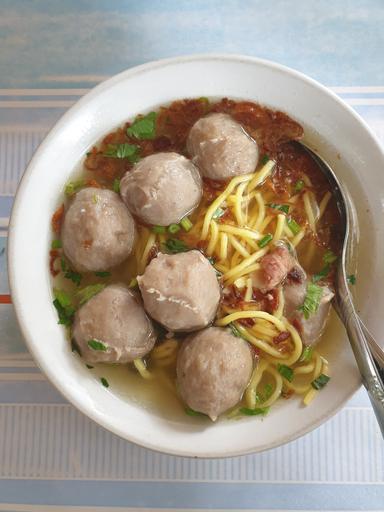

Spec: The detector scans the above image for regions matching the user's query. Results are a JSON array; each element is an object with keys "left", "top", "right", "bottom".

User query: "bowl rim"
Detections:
[{"left": 9, "top": 53, "right": 381, "bottom": 458}]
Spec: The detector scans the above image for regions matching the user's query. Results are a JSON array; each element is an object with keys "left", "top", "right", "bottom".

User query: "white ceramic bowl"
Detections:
[{"left": 8, "top": 55, "right": 384, "bottom": 457}]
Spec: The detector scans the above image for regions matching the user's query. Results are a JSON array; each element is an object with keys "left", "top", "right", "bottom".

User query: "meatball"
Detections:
[
  {"left": 120, "top": 152, "right": 202, "bottom": 226},
  {"left": 137, "top": 250, "right": 221, "bottom": 332},
  {"left": 72, "top": 284, "right": 156, "bottom": 364},
  {"left": 186, "top": 113, "right": 259, "bottom": 181},
  {"left": 177, "top": 327, "right": 253, "bottom": 420},
  {"left": 62, "top": 187, "right": 136, "bottom": 272}
]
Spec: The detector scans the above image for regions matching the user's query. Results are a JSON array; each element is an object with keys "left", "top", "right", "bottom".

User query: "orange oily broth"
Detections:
[{"left": 52, "top": 98, "right": 343, "bottom": 421}]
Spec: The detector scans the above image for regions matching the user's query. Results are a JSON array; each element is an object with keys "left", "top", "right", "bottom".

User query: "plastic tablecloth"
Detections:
[{"left": 0, "top": 1, "right": 383, "bottom": 510}]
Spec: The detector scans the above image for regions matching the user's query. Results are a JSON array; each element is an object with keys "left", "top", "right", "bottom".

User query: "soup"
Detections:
[{"left": 50, "top": 98, "right": 342, "bottom": 421}]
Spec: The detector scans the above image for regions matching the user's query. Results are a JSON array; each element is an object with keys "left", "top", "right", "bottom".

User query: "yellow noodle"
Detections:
[
  {"left": 244, "top": 277, "right": 253, "bottom": 301},
  {"left": 206, "top": 220, "right": 219, "bottom": 256},
  {"left": 133, "top": 358, "right": 152, "bottom": 380},
  {"left": 247, "top": 160, "right": 275, "bottom": 191},
  {"left": 282, "top": 223, "right": 294, "bottom": 238},
  {"left": 235, "top": 324, "right": 285, "bottom": 358},
  {"left": 223, "top": 247, "right": 269, "bottom": 281},
  {"left": 319, "top": 191, "right": 332, "bottom": 219},
  {"left": 273, "top": 214, "right": 286, "bottom": 242},
  {"left": 234, "top": 277, "right": 246, "bottom": 289},
  {"left": 303, "top": 191, "right": 317, "bottom": 233},
  {"left": 245, "top": 360, "right": 269, "bottom": 408},
  {"left": 219, "top": 232, "right": 228, "bottom": 261},
  {"left": 201, "top": 173, "right": 253, "bottom": 239},
  {"left": 291, "top": 229, "right": 306, "bottom": 248},
  {"left": 225, "top": 263, "right": 260, "bottom": 285},
  {"left": 302, "top": 175, "right": 313, "bottom": 187},
  {"left": 216, "top": 310, "right": 286, "bottom": 331},
  {"left": 259, "top": 214, "right": 273, "bottom": 233},
  {"left": 218, "top": 224, "right": 261, "bottom": 240},
  {"left": 231, "top": 250, "right": 242, "bottom": 268},
  {"left": 274, "top": 287, "right": 285, "bottom": 319},
  {"left": 215, "top": 262, "right": 229, "bottom": 274},
  {"left": 294, "top": 362, "right": 316, "bottom": 375},
  {"left": 303, "top": 388, "right": 318, "bottom": 405},
  {"left": 253, "top": 192, "right": 265, "bottom": 230},
  {"left": 228, "top": 235, "right": 250, "bottom": 258}
]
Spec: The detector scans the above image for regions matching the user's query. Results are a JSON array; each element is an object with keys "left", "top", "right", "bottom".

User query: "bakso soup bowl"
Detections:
[{"left": 8, "top": 55, "right": 384, "bottom": 457}]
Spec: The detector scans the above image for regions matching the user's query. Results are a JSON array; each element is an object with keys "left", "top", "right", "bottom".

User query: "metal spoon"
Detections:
[{"left": 299, "top": 143, "right": 384, "bottom": 437}]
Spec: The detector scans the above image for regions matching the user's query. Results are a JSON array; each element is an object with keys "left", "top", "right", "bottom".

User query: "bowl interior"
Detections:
[{"left": 9, "top": 55, "right": 384, "bottom": 457}]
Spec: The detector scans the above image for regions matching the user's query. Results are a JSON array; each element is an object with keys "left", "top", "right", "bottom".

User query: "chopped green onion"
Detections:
[
  {"left": 277, "top": 364, "right": 294, "bottom": 382},
  {"left": 128, "top": 277, "right": 138, "bottom": 288},
  {"left": 86, "top": 364, "right": 94, "bottom": 369},
  {"left": 239, "top": 407, "right": 270, "bottom": 416},
  {"left": 258, "top": 233, "right": 273, "bottom": 248},
  {"left": 298, "top": 282, "right": 323, "bottom": 320},
  {"left": 100, "top": 377, "right": 109, "bottom": 388},
  {"left": 323, "top": 249, "right": 337, "bottom": 264},
  {"left": 287, "top": 217, "right": 301, "bottom": 235},
  {"left": 312, "top": 265, "right": 330, "bottom": 283},
  {"left": 212, "top": 207, "right": 225, "bottom": 219},
  {"left": 92, "top": 194, "right": 98, "bottom": 204},
  {"left": 347, "top": 274, "right": 356, "bottom": 285},
  {"left": 152, "top": 225, "right": 166, "bottom": 234},
  {"left": 88, "top": 339, "right": 108, "bottom": 351},
  {"left": 77, "top": 283, "right": 106, "bottom": 305},
  {"left": 180, "top": 217, "right": 193, "bottom": 232},
  {"left": 260, "top": 154, "right": 270, "bottom": 165},
  {"left": 113, "top": 179, "right": 120, "bottom": 193},
  {"left": 168, "top": 223, "right": 181, "bottom": 234},
  {"left": 311, "top": 373, "right": 330, "bottom": 390},
  {"left": 185, "top": 407, "right": 206, "bottom": 417},
  {"left": 228, "top": 323, "right": 248, "bottom": 341},
  {"left": 299, "top": 346, "right": 313, "bottom": 363},
  {"left": 162, "top": 238, "right": 188, "bottom": 254},
  {"left": 51, "top": 239, "right": 62, "bottom": 249},
  {"left": 94, "top": 271, "right": 111, "bottom": 278},
  {"left": 198, "top": 96, "right": 210, "bottom": 106},
  {"left": 294, "top": 179, "right": 305, "bottom": 193},
  {"left": 64, "top": 269, "right": 82, "bottom": 286},
  {"left": 65, "top": 179, "right": 84, "bottom": 196},
  {"left": 53, "top": 289, "right": 75, "bottom": 326},
  {"left": 127, "top": 112, "right": 157, "bottom": 140},
  {"left": 103, "top": 143, "right": 140, "bottom": 162},
  {"left": 268, "top": 203, "right": 290, "bottom": 214}
]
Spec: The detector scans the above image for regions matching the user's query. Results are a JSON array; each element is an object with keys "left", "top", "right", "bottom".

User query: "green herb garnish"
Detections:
[
  {"left": 294, "top": 179, "right": 305, "bottom": 192},
  {"left": 277, "top": 364, "right": 294, "bottom": 382},
  {"left": 185, "top": 407, "right": 206, "bottom": 417},
  {"left": 77, "top": 283, "right": 106, "bottom": 305},
  {"left": 311, "top": 373, "right": 330, "bottom": 390},
  {"left": 299, "top": 346, "right": 313, "bottom": 363},
  {"left": 168, "top": 223, "right": 181, "bottom": 234},
  {"left": 180, "top": 217, "right": 193, "bottom": 232},
  {"left": 260, "top": 154, "right": 269, "bottom": 165},
  {"left": 298, "top": 282, "right": 323, "bottom": 319},
  {"left": 287, "top": 217, "right": 301, "bottom": 235},
  {"left": 312, "top": 265, "right": 330, "bottom": 283},
  {"left": 101, "top": 377, "right": 109, "bottom": 388},
  {"left": 239, "top": 407, "right": 270, "bottom": 416},
  {"left": 162, "top": 238, "right": 188, "bottom": 254},
  {"left": 127, "top": 112, "right": 157, "bottom": 140},
  {"left": 64, "top": 269, "right": 82, "bottom": 286},
  {"left": 103, "top": 143, "right": 140, "bottom": 162},
  {"left": 88, "top": 339, "right": 108, "bottom": 351},
  {"left": 94, "top": 271, "right": 111, "bottom": 278},
  {"left": 51, "top": 239, "right": 62, "bottom": 249},
  {"left": 53, "top": 289, "right": 75, "bottom": 327},
  {"left": 128, "top": 277, "right": 138, "bottom": 288},
  {"left": 347, "top": 274, "right": 356, "bottom": 285},
  {"left": 258, "top": 233, "right": 273, "bottom": 248},
  {"left": 323, "top": 249, "right": 337, "bottom": 264},
  {"left": 113, "top": 178, "right": 121, "bottom": 193},
  {"left": 65, "top": 180, "right": 85, "bottom": 196},
  {"left": 268, "top": 203, "right": 290, "bottom": 214},
  {"left": 152, "top": 225, "right": 166, "bottom": 234},
  {"left": 212, "top": 207, "right": 225, "bottom": 219}
]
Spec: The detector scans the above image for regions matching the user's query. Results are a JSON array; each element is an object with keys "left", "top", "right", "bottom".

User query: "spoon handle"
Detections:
[{"left": 336, "top": 283, "right": 384, "bottom": 438}]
